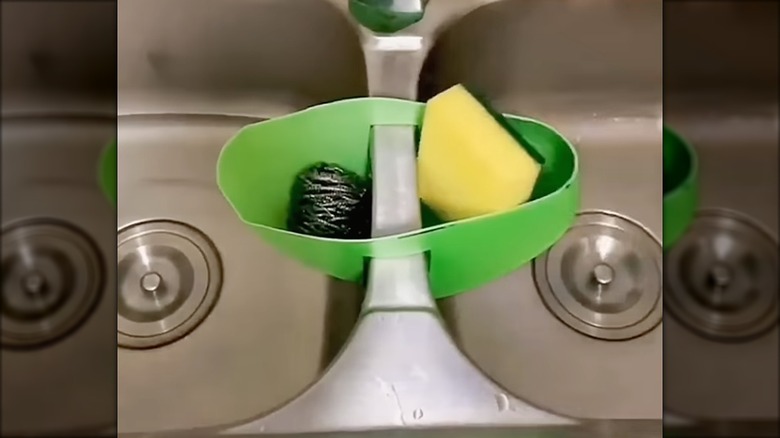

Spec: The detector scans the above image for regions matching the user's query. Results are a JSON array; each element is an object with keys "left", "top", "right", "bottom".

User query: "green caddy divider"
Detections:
[
  {"left": 217, "top": 98, "right": 580, "bottom": 299},
  {"left": 663, "top": 127, "right": 698, "bottom": 249},
  {"left": 99, "top": 140, "right": 117, "bottom": 206}
]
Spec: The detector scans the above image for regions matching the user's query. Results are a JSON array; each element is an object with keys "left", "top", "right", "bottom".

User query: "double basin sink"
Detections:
[
  {"left": 5, "top": 0, "right": 665, "bottom": 435},
  {"left": 117, "top": 0, "right": 662, "bottom": 434}
]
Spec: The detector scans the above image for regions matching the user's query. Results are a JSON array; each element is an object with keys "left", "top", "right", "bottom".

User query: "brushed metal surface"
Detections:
[
  {"left": 421, "top": 0, "right": 663, "bottom": 421},
  {"left": 663, "top": 1, "right": 778, "bottom": 434},
  {"left": 117, "top": 0, "right": 367, "bottom": 432},
  {"left": 1, "top": 117, "right": 117, "bottom": 436},
  {"left": 1, "top": 1, "right": 116, "bottom": 435}
]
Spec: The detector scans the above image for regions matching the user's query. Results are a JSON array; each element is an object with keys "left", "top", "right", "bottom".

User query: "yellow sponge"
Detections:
[{"left": 417, "top": 85, "right": 542, "bottom": 221}]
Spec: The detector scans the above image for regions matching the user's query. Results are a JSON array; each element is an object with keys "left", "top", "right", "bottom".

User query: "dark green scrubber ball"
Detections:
[{"left": 287, "top": 162, "right": 372, "bottom": 239}]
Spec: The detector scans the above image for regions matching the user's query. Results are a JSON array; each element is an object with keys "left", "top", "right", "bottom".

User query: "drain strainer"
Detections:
[
  {"left": 2, "top": 220, "right": 103, "bottom": 348},
  {"left": 665, "top": 209, "right": 778, "bottom": 341},
  {"left": 117, "top": 221, "right": 222, "bottom": 349},
  {"left": 534, "top": 211, "right": 663, "bottom": 340}
]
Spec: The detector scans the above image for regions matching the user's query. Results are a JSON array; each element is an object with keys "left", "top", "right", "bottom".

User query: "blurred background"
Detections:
[
  {"left": 664, "top": 0, "right": 778, "bottom": 436},
  {"left": 1, "top": 0, "right": 116, "bottom": 435}
]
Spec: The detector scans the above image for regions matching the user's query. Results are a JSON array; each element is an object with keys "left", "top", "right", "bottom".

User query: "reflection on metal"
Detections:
[
  {"left": 534, "top": 211, "right": 663, "bottom": 341},
  {"left": 117, "top": 221, "right": 222, "bottom": 349},
  {"left": 665, "top": 209, "right": 778, "bottom": 341},
  {"left": 1, "top": 220, "right": 103, "bottom": 348}
]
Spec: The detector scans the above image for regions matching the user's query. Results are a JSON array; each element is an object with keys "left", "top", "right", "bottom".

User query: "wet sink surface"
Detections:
[
  {"left": 117, "top": 0, "right": 366, "bottom": 432},
  {"left": 421, "top": 0, "right": 663, "bottom": 420}
]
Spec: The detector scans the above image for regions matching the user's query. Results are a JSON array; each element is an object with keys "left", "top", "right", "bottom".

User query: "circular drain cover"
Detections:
[
  {"left": 117, "top": 221, "right": 222, "bottom": 349},
  {"left": 665, "top": 210, "right": 778, "bottom": 341},
  {"left": 2, "top": 220, "right": 103, "bottom": 348},
  {"left": 534, "top": 211, "right": 662, "bottom": 340}
]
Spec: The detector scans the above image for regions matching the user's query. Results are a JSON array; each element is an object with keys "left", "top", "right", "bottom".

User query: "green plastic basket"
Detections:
[
  {"left": 99, "top": 140, "right": 117, "bottom": 206},
  {"left": 663, "top": 127, "right": 698, "bottom": 249},
  {"left": 217, "top": 98, "right": 580, "bottom": 299}
]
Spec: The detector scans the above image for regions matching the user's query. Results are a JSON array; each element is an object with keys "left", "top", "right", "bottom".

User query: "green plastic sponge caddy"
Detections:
[
  {"left": 663, "top": 127, "right": 698, "bottom": 249},
  {"left": 99, "top": 140, "right": 117, "bottom": 206},
  {"left": 217, "top": 98, "right": 580, "bottom": 299}
]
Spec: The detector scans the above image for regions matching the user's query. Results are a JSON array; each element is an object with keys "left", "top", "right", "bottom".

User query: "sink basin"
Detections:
[
  {"left": 117, "top": 0, "right": 367, "bottom": 433},
  {"left": 2, "top": 1, "right": 116, "bottom": 435},
  {"left": 663, "top": 1, "right": 778, "bottom": 434},
  {"left": 1, "top": 117, "right": 117, "bottom": 435},
  {"left": 420, "top": 0, "right": 663, "bottom": 421}
]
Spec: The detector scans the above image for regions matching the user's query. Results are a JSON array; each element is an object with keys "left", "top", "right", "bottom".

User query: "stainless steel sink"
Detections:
[
  {"left": 420, "top": 0, "right": 663, "bottom": 421},
  {"left": 1, "top": 116, "right": 117, "bottom": 436},
  {"left": 117, "top": 0, "right": 663, "bottom": 435},
  {"left": 117, "top": 0, "right": 366, "bottom": 432},
  {"left": 2, "top": 1, "right": 116, "bottom": 435},
  {"left": 663, "top": 2, "right": 778, "bottom": 435}
]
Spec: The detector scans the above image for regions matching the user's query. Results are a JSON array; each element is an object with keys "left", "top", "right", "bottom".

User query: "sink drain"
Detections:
[
  {"left": 534, "top": 211, "right": 662, "bottom": 340},
  {"left": 117, "top": 220, "right": 222, "bottom": 349},
  {"left": 665, "top": 209, "right": 778, "bottom": 341},
  {"left": 2, "top": 220, "right": 103, "bottom": 348}
]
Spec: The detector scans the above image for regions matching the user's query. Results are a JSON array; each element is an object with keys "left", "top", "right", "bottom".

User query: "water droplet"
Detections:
[
  {"left": 495, "top": 393, "right": 511, "bottom": 412},
  {"left": 412, "top": 408, "right": 423, "bottom": 420}
]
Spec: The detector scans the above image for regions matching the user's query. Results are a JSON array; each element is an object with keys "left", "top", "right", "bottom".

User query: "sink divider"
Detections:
[{"left": 223, "top": 37, "right": 577, "bottom": 434}]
